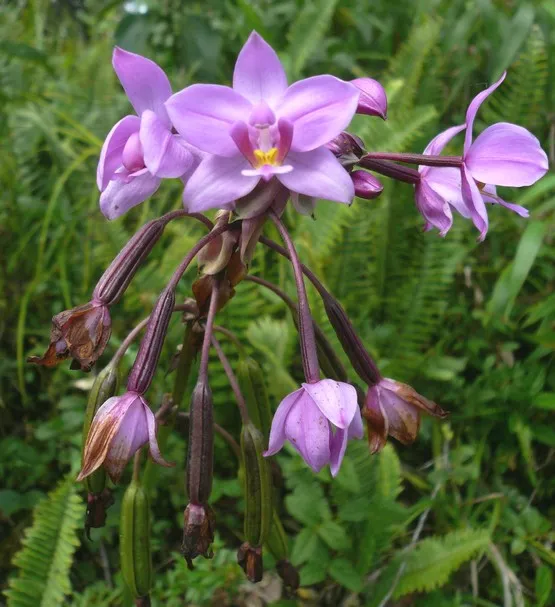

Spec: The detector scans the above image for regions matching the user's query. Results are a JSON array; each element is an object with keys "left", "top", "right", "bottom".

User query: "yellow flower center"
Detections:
[{"left": 253, "top": 147, "right": 279, "bottom": 168}]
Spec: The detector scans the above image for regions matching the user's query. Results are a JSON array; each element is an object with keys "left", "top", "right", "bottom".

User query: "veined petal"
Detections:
[
  {"left": 461, "top": 165, "right": 488, "bottom": 241},
  {"left": 140, "top": 110, "right": 194, "bottom": 178},
  {"left": 329, "top": 428, "right": 348, "bottom": 477},
  {"left": 112, "top": 47, "right": 172, "bottom": 126},
  {"left": 464, "top": 72, "right": 506, "bottom": 152},
  {"left": 302, "top": 379, "right": 358, "bottom": 429},
  {"left": 279, "top": 76, "right": 360, "bottom": 152},
  {"left": 144, "top": 403, "right": 173, "bottom": 467},
  {"left": 264, "top": 388, "right": 304, "bottom": 456},
  {"left": 233, "top": 31, "right": 288, "bottom": 105},
  {"left": 465, "top": 122, "right": 548, "bottom": 187},
  {"left": 100, "top": 171, "right": 161, "bottom": 220},
  {"left": 415, "top": 180, "right": 453, "bottom": 236},
  {"left": 422, "top": 124, "right": 466, "bottom": 161},
  {"left": 278, "top": 148, "right": 354, "bottom": 204},
  {"left": 182, "top": 154, "right": 259, "bottom": 212},
  {"left": 97, "top": 115, "right": 140, "bottom": 191},
  {"left": 165, "top": 84, "right": 252, "bottom": 156}
]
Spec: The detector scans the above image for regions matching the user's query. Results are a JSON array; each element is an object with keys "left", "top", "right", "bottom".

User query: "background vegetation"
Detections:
[{"left": 1, "top": 0, "right": 554, "bottom": 605}]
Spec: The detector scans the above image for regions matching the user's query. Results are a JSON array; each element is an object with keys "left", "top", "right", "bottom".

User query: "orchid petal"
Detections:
[
  {"left": 97, "top": 115, "right": 140, "bottom": 191},
  {"left": 165, "top": 84, "right": 252, "bottom": 156},
  {"left": 378, "top": 387, "right": 420, "bottom": 446},
  {"left": 145, "top": 404, "right": 173, "bottom": 467},
  {"left": 302, "top": 379, "right": 358, "bottom": 429},
  {"left": 182, "top": 154, "right": 259, "bottom": 212},
  {"left": 461, "top": 165, "right": 488, "bottom": 241},
  {"left": 100, "top": 171, "right": 161, "bottom": 220},
  {"left": 466, "top": 122, "right": 548, "bottom": 187},
  {"left": 421, "top": 124, "right": 466, "bottom": 161},
  {"left": 464, "top": 72, "right": 506, "bottom": 152},
  {"left": 112, "top": 47, "right": 172, "bottom": 126},
  {"left": 423, "top": 167, "right": 469, "bottom": 218},
  {"left": 329, "top": 428, "right": 348, "bottom": 477},
  {"left": 279, "top": 76, "right": 360, "bottom": 152},
  {"left": 291, "top": 192, "right": 317, "bottom": 215},
  {"left": 264, "top": 389, "right": 304, "bottom": 456},
  {"left": 233, "top": 31, "right": 288, "bottom": 105},
  {"left": 140, "top": 109, "right": 194, "bottom": 178},
  {"left": 348, "top": 407, "right": 364, "bottom": 440},
  {"left": 279, "top": 148, "right": 354, "bottom": 204}
]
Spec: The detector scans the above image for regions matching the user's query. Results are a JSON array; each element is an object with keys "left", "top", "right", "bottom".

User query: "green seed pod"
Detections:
[
  {"left": 237, "top": 358, "right": 272, "bottom": 440},
  {"left": 82, "top": 364, "right": 119, "bottom": 494},
  {"left": 120, "top": 480, "right": 152, "bottom": 599},
  {"left": 241, "top": 423, "right": 272, "bottom": 547},
  {"left": 265, "top": 509, "right": 288, "bottom": 561}
]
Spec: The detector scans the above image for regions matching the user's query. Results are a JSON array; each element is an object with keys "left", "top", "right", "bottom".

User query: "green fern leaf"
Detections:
[{"left": 4, "top": 476, "right": 85, "bottom": 607}]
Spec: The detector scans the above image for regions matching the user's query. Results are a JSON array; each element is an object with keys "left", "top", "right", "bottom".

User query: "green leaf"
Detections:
[
  {"left": 393, "top": 529, "right": 490, "bottom": 597},
  {"left": 376, "top": 444, "right": 402, "bottom": 500},
  {"left": 536, "top": 565, "right": 553, "bottom": 607},
  {"left": 290, "top": 528, "right": 320, "bottom": 566},
  {"left": 328, "top": 558, "right": 363, "bottom": 592},
  {"left": 533, "top": 392, "right": 555, "bottom": 410},
  {"left": 317, "top": 520, "right": 351, "bottom": 551},
  {"left": 286, "top": 483, "right": 328, "bottom": 526}
]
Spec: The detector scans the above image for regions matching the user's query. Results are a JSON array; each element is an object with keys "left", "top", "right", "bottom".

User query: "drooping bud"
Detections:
[
  {"left": 120, "top": 480, "right": 152, "bottom": 599},
  {"left": 237, "top": 358, "right": 272, "bottom": 440},
  {"left": 237, "top": 542, "right": 264, "bottom": 583},
  {"left": 127, "top": 288, "right": 175, "bottom": 395},
  {"left": 364, "top": 378, "right": 448, "bottom": 453},
  {"left": 28, "top": 301, "right": 111, "bottom": 371},
  {"left": 351, "top": 77, "right": 387, "bottom": 119},
  {"left": 181, "top": 503, "right": 216, "bottom": 569},
  {"left": 322, "top": 294, "right": 381, "bottom": 386},
  {"left": 93, "top": 217, "right": 168, "bottom": 306},
  {"left": 241, "top": 424, "right": 272, "bottom": 549},
  {"left": 351, "top": 170, "right": 383, "bottom": 199},
  {"left": 186, "top": 380, "right": 214, "bottom": 505},
  {"left": 326, "top": 132, "right": 366, "bottom": 168}
]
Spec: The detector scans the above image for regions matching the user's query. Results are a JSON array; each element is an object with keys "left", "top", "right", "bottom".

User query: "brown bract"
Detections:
[
  {"left": 181, "top": 503, "right": 215, "bottom": 570},
  {"left": 237, "top": 542, "right": 264, "bottom": 583},
  {"left": 85, "top": 488, "right": 115, "bottom": 540},
  {"left": 28, "top": 301, "right": 111, "bottom": 371}
]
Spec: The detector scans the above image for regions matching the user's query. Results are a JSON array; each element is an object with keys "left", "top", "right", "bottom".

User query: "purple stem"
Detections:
[
  {"left": 267, "top": 210, "right": 319, "bottom": 383},
  {"left": 198, "top": 278, "right": 221, "bottom": 382},
  {"left": 363, "top": 152, "right": 463, "bottom": 168},
  {"left": 211, "top": 335, "right": 249, "bottom": 424},
  {"left": 358, "top": 158, "right": 421, "bottom": 185}
]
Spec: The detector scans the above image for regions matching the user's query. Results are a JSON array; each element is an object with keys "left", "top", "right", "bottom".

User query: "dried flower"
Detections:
[
  {"left": 237, "top": 542, "right": 264, "bottom": 583},
  {"left": 181, "top": 503, "right": 215, "bottom": 569}
]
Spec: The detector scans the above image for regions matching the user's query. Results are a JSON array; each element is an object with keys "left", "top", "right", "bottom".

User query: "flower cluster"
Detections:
[{"left": 29, "top": 30, "right": 549, "bottom": 597}]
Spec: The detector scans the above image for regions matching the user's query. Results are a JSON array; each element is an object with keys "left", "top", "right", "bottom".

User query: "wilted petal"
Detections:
[
  {"left": 112, "top": 47, "right": 172, "bottom": 126},
  {"left": 265, "top": 389, "right": 304, "bottom": 456},
  {"left": 464, "top": 72, "right": 506, "bottom": 152},
  {"left": 303, "top": 379, "right": 358, "bottom": 429},
  {"left": 140, "top": 110, "right": 194, "bottom": 178},
  {"left": 461, "top": 165, "right": 488, "bottom": 240},
  {"left": 465, "top": 122, "right": 548, "bottom": 187},
  {"left": 279, "top": 76, "right": 360, "bottom": 152},
  {"left": 351, "top": 77, "right": 387, "bottom": 119},
  {"left": 166, "top": 84, "right": 252, "bottom": 156},
  {"left": 363, "top": 386, "right": 388, "bottom": 454},
  {"left": 422, "top": 124, "right": 466, "bottom": 161},
  {"left": 279, "top": 148, "right": 354, "bottom": 204},
  {"left": 377, "top": 386, "right": 420, "bottom": 446},
  {"left": 100, "top": 171, "right": 161, "bottom": 220},
  {"left": 182, "top": 154, "right": 259, "bottom": 212},
  {"left": 329, "top": 428, "right": 348, "bottom": 477},
  {"left": 97, "top": 115, "right": 140, "bottom": 191},
  {"left": 144, "top": 404, "right": 173, "bottom": 467},
  {"left": 233, "top": 31, "right": 288, "bottom": 105},
  {"left": 415, "top": 179, "right": 453, "bottom": 236}
]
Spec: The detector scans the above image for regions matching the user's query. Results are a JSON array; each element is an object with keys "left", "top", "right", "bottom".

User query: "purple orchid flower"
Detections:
[
  {"left": 77, "top": 391, "right": 172, "bottom": 483},
  {"left": 416, "top": 73, "right": 548, "bottom": 239},
  {"left": 264, "top": 379, "right": 363, "bottom": 476},
  {"left": 165, "top": 31, "right": 361, "bottom": 213},
  {"left": 97, "top": 48, "right": 196, "bottom": 220}
]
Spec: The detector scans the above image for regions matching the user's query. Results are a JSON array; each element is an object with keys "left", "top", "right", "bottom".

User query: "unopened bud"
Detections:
[
  {"left": 351, "top": 77, "right": 387, "bottom": 119},
  {"left": 352, "top": 170, "right": 383, "bottom": 199},
  {"left": 186, "top": 380, "right": 214, "bottom": 504},
  {"left": 181, "top": 503, "right": 215, "bottom": 569},
  {"left": 128, "top": 288, "right": 175, "bottom": 395},
  {"left": 326, "top": 132, "right": 366, "bottom": 168},
  {"left": 323, "top": 295, "right": 381, "bottom": 386},
  {"left": 237, "top": 542, "right": 263, "bottom": 583},
  {"left": 237, "top": 358, "right": 272, "bottom": 440},
  {"left": 276, "top": 560, "right": 300, "bottom": 590},
  {"left": 93, "top": 218, "right": 167, "bottom": 305},
  {"left": 120, "top": 481, "right": 152, "bottom": 599},
  {"left": 241, "top": 424, "right": 272, "bottom": 548}
]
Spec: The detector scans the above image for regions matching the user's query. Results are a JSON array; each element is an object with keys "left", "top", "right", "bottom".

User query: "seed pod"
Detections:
[
  {"left": 120, "top": 480, "right": 152, "bottom": 599},
  {"left": 241, "top": 423, "right": 272, "bottom": 547},
  {"left": 265, "top": 510, "right": 288, "bottom": 562},
  {"left": 186, "top": 380, "right": 214, "bottom": 505},
  {"left": 237, "top": 358, "right": 272, "bottom": 440},
  {"left": 82, "top": 364, "right": 119, "bottom": 495}
]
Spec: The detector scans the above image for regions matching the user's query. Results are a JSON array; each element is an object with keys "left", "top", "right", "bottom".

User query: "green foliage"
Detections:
[{"left": 4, "top": 476, "right": 85, "bottom": 607}]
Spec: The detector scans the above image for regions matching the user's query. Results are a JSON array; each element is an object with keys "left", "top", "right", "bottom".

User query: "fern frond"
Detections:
[{"left": 4, "top": 475, "right": 85, "bottom": 607}]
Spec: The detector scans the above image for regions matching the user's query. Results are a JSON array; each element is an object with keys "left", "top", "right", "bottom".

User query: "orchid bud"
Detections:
[
  {"left": 322, "top": 294, "right": 381, "bottom": 386},
  {"left": 326, "top": 131, "right": 366, "bottom": 168},
  {"left": 120, "top": 480, "right": 152, "bottom": 599},
  {"left": 351, "top": 77, "right": 387, "bottom": 119},
  {"left": 237, "top": 542, "right": 263, "bottom": 583},
  {"left": 351, "top": 170, "right": 383, "bottom": 199},
  {"left": 181, "top": 503, "right": 215, "bottom": 569},
  {"left": 237, "top": 358, "right": 272, "bottom": 440},
  {"left": 93, "top": 218, "right": 167, "bottom": 305},
  {"left": 128, "top": 288, "right": 175, "bottom": 395}
]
